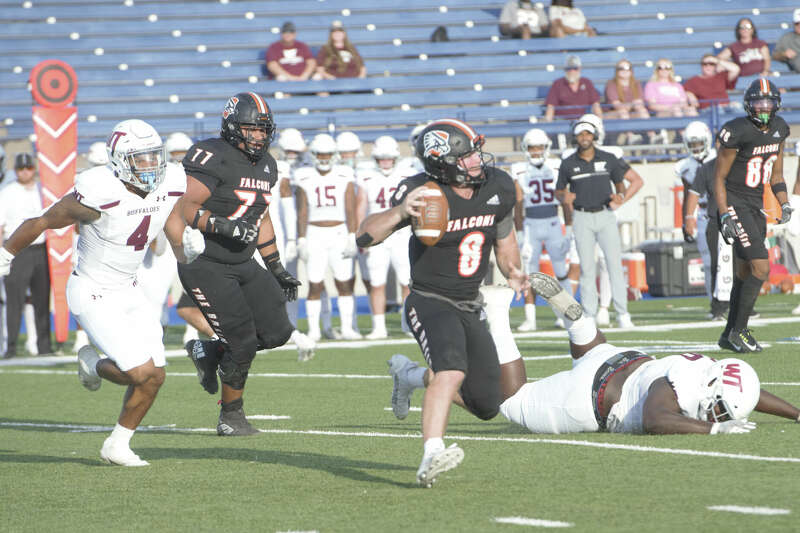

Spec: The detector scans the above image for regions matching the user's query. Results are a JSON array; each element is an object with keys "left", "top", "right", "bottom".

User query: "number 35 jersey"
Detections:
[
  {"left": 73, "top": 162, "right": 186, "bottom": 287},
  {"left": 391, "top": 168, "right": 516, "bottom": 302},
  {"left": 717, "top": 115, "right": 789, "bottom": 204},
  {"left": 510, "top": 159, "right": 559, "bottom": 219}
]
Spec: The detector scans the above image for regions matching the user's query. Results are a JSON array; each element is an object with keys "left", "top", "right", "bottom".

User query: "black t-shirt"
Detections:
[
  {"left": 182, "top": 137, "right": 278, "bottom": 264},
  {"left": 717, "top": 115, "right": 789, "bottom": 204},
  {"left": 688, "top": 156, "right": 719, "bottom": 219},
  {"left": 556, "top": 148, "right": 630, "bottom": 209},
  {"left": 390, "top": 167, "right": 516, "bottom": 301}
]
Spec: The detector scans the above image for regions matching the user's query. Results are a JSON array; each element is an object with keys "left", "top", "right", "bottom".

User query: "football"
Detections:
[{"left": 411, "top": 181, "right": 449, "bottom": 246}]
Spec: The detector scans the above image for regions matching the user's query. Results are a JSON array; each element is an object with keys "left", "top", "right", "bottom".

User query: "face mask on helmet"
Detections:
[
  {"left": 522, "top": 129, "right": 551, "bottom": 166},
  {"left": 310, "top": 134, "right": 338, "bottom": 172},
  {"left": 417, "top": 120, "right": 494, "bottom": 186},
  {"left": 698, "top": 358, "right": 760, "bottom": 423},
  {"left": 107, "top": 119, "right": 167, "bottom": 193},
  {"left": 744, "top": 79, "right": 781, "bottom": 128},
  {"left": 220, "top": 93, "right": 276, "bottom": 161},
  {"left": 278, "top": 128, "right": 306, "bottom": 165},
  {"left": 372, "top": 136, "right": 400, "bottom": 175},
  {"left": 749, "top": 98, "right": 777, "bottom": 126}
]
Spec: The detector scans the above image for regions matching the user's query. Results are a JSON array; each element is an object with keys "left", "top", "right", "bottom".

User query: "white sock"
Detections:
[
  {"left": 524, "top": 303, "right": 536, "bottom": 324},
  {"left": 24, "top": 303, "right": 37, "bottom": 348},
  {"left": 423, "top": 437, "right": 445, "bottom": 457},
  {"left": 558, "top": 277, "right": 572, "bottom": 295},
  {"left": 407, "top": 365, "right": 427, "bottom": 388},
  {"left": 110, "top": 423, "right": 135, "bottom": 447},
  {"left": 568, "top": 316, "right": 598, "bottom": 346},
  {"left": 306, "top": 299, "right": 322, "bottom": 334},
  {"left": 372, "top": 314, "right": 386, "bottom": 332},
  {"left": 338, "top": 295, "right": 355, "bottom": 332}
]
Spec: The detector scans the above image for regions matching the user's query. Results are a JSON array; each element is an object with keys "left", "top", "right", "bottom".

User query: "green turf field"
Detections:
[{"left": 2, "top": 294, "right": 799, "bottom": 532}]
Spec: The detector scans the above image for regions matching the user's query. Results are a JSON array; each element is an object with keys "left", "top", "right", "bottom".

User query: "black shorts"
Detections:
[
  {"left": 177, "top": 256, "right": 293, "bottom": 351},
  {"left": 729, "top": 202, "right": 767, "bottom": 261},
  {"left": 404, "top": 291, "right": 500, "bottom": 420}
]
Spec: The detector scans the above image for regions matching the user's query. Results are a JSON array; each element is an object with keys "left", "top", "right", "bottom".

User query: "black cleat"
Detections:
[
  {"left": 217, "top": 405, "right": 259, "bottom": 436},
  {"left": 717, "top": 333, "right": 736, "bottom": 352},
  {"left": 727, "top": 329, "right": 762, "bottom": 353},
  {"left": 185, "top": 340, "right": 222, "bottom": 394}
]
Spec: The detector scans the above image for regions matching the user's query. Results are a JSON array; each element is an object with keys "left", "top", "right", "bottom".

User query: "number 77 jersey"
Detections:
[
  {"left": 717, "top": 115, "right": 789, "bottom": 204},
  {"left": 73, "top": 162, "right": 186, "bottom": 287}
]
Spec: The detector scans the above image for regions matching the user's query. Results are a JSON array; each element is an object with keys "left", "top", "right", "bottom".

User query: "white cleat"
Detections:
[
  {"left": 595, "top": 307, "right": 610, "bottom": 327},
  {"left": 529, "top": 272, "right": 583, "bottom": 321},
  {"left": 100, "top": 437, "right": 149, "bottom": 467},
  {"left": 322, "top": 327, "right": 342, "bottom": 340},
  {"left": 416, "top": 443, "right": 464, "bottom": 488},
  {"left": 617, "top": 313, "right": 635, "bottom": 329},
  {"left": 25, "top": 340, "right": 38, "bottom": 356},
  {"left": 516, "top": 319, "right": 536, "bottom": 332},
  {"left": 291, "top": 330, "right": 316, "bottom": 362},
  {"left": 554, "top": 317, "right": 566, "bottom": 329},
  {"left": 388, "top": 354, "right": 418, "bottom": 420},
  {"left": 365, "top": 328, "right": 388, "bottom": 340},
  {"left": 77, "top": 346, "right": 102, "bottom": 392},
  {"left": 339, "top": 329, "right": 363, "bottom": 340},
  {"left": 308, "top": 329, "right": 322, "bottom": 342}
]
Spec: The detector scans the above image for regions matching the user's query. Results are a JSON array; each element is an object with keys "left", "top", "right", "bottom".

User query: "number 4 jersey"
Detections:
[
  {"left": 717, "top": 115, "right": 789, "bottom": 204},
  {"left": 73, "top": 162, "right": 186, "bottom": 287}
]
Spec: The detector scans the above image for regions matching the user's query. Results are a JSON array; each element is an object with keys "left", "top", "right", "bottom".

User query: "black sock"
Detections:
[
  {"left": 724, "top": 277, "right": 744, "bottom": 336},
  {"left": 734, "top": 274, "right": 764, "bottom": 331}
]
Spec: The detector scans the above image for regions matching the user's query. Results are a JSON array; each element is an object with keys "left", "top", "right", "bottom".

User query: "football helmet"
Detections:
[
  {"left": 415, "top": 119, "right": 493, "bottom": 185},
  {"left": 309, "top": 133, "right": 338, "bottom": 172},
  {"left": 372, "top": 135, "right": 400, "bottom": 175},
  {"left": 106, "top": 119, "right": 166, "bottom": 193},
  {"left": 220, "top": 92, "right": 275, "bottom": 161},
  {"left": 698, "top": 358, "right": 760, "bottom": 423},
  {"left": 277, "top": 128, "right": 307, "bottom": 165},
  {"left": 682, "top": 121, "right": 712, "bottom": 161},
  {"left": 86, "top": 141, "right": 109, "bottom": 166},
  {"left": 409, "top": 123, "right": 429, "bottom": 157},
  {"left": 165, "top": 132, "right": 193, "bottom": 162},
  {"left": 743, "top": 78, "right": 781, "bottom": 128},
  {"left": 336, "top": 131, "right": 362, "bottom": 168},
  {"left": 521, "top": 128, "right": 551, "bottom": 166},
  {"left": 573, "top": 113, "right": 605, "bottom": 145}
]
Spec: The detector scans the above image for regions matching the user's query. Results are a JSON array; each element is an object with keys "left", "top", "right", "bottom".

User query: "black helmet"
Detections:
[
  {"left": 743, "top": 78, "right": 781, "bottom": 128},
  {"left": 220, "top": 92, "right": 276, "bottom": 160},
  {"left": 415, "top": 119, "right": 493, "bottom": 185}
]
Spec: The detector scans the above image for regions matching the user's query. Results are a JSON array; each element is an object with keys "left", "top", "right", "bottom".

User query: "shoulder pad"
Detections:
[{"left": 73, "top": 166, "right": 124, "bottom": 210}]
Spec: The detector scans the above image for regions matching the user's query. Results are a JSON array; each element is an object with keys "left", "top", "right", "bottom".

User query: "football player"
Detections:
[
  {"left": 512, "top": 128, "right": 570, "bottom": 331},
  {"left": 165, "top": 132, "right": 193, "bottom": 163},
  {"left": 355, "top": 135, "right": 413, "bottom": 339},
  {"left": 179, "top": 92, "right": 308, "bottom": 436},
  {"left": 358, "top": 118, "right": 529, "bottom": 487},
  {"left": 715, "top": 78, "right": 793, "bottom": 352},
  {"left": 296, "top": 133, "right": 361, "bottom": 340},
  {"left": 398, "top": 123, "right": 427, "bottom": 175},
  {"left": 0, "top": 119, "right": 205, "bottom": 465}
]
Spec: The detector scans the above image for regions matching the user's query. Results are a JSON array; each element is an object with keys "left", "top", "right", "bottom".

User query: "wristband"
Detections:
[
  {"left": 256, "top": 238, "right": 276, "bottom": 250},
  {"left": 771, "top": 182, "right": 788, "bottom": 196},
  {"left": 263, "top": 251, "right": 280, "bottom": 263},
  {"left": 191, "top": 209, "right": 205, "bottom": 230}
]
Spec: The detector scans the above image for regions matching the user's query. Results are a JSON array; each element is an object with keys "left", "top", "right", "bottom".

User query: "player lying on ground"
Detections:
[{"left": 390, "top": 273, "right": 800, "bottom": 436}]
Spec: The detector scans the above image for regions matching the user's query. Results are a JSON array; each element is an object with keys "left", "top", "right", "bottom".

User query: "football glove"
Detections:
[
  {"left": 0, "top": 247, "right": 13, "bottom": 277},
  {"left": 208, "top": 215, "right": 259, "bottom": 244},
  {"left": 297, "top": 237, "right": 309, "bottom": 262},
  {"left": 267, "top": 259, "right": 301, "bottom": 301},
  {"left": 682, "top": 225, "right": 695, "bottom": 244},
  {"left": 342, "top": 232, "right": 358, "bottom": 259},
  {"left": 710, "top": 419, "right": 756, "bottom": 434},
  {"left": 719, "top": 212, "right": 737, "bottom": 245},
  {"left": 779, "top": 202, "right": 793, "bottom": 225},
  {"left": 181, "top": 227, "right": 205, "bottom": 263},
  {"left": 283, "top": 239, "right": 298, "bottom": 262}
]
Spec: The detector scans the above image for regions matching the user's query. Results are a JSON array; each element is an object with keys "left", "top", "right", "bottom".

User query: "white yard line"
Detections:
[
  {"left": 493, "top": 517, "right": 574, "bottom": 528},
  {"left": 707, "top": 505, "right": 791, "bottom": 515}
]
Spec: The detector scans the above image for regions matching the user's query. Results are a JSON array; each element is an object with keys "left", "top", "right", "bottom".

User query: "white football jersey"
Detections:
[
  {"left": 73, "top": 162, "right": 186, "bottom": 287},
  {"left": 510, "top": 159, "right": 560, "bottom": 210},
  {"left": 674, "top": 149, "right": 716, "bottom": 198},
  {"left": 294, "top": 164, "right": 354, "bottom": 223},
  {"left": 607, "top": 353, "right": 715, "bottom": 434},
  {"left": 357, "top": 166, "right": 412, "bottom": 216}
]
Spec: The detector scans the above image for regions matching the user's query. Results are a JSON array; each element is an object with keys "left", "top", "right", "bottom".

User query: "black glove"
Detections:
[
  {"left": 719, "top": 212, "right": 737, "bottom": 245},
  {"left": 208, "top": 215, "right": 259, "bottom": 244},
  {"left": 267, "top": 259, "right": 301, "bottom": 301},
  {"left": 780, "top": 202, "right": 794, "bottom": 225},
  {"left": 682, "top": 226, "right": 695, "bottom": 243}
]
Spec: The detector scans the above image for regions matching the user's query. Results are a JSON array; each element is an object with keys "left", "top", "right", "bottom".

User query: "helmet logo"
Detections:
[
  {"left": 107, "top": 130, "right": 127, "bottom": 155},
  {"left": 423, "top": 130, "right": 450, "bottom": 158},
  {"left": 223, "top": 96, "right": 239, "bottom": 119},
  {"left": 722, "top": 363, "right": 743, "bottom": 392}
]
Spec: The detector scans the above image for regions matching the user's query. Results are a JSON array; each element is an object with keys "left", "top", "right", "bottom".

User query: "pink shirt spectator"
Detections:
[
  {"left": 266, "top": 40, "right": 314, "bottom": 78},
  {"left": 643, "top": 80, "right": 688, "bottom": 106},
  {"left": 728, "top": 38, "right": 768, "bottom": 77},
  {"left": 683, "top": 72, "right": 730, "bottom": 109},
  {"left": 544, "top": 77, "right": 600, "bottom": 118}
]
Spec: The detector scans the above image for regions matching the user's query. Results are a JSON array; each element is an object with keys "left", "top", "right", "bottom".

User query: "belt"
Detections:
[
  {"left": 574, "top": 205, "right": 606, "bottom": 213},
  {"left": 591, "top": 350, "right": 653, "bottom": 430}
]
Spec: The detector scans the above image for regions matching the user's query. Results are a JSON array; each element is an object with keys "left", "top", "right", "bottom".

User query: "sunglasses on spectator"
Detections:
[
  {"left": 738, "top": 24, "right": 753, "bottom": 29},
  {"left": 17, "top": 166, "right": 35, "bottom": 170},
  {"left": 657, "top": 65, "right": 672, "bottom": 70},
  {"left": 565, "top": 66, "right": 580, "bottom": 71},
  {"left": 616, "top": 65, "right": 631, "bottom": 71},
  {"left": 702, "top": 61, "right": 718, "bottom": 66}
]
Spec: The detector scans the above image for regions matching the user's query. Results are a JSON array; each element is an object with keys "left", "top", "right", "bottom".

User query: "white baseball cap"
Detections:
[{"left": 793, "top": 8, "right": 800, "bottom": 23}]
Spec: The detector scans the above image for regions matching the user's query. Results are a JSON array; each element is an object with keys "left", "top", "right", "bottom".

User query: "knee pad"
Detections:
[
  {"left": 218, "top": 336, "right": 258, "bottom": 390},
  {"left": 257, "top": 323, "right": 294, "bottom": 350}
]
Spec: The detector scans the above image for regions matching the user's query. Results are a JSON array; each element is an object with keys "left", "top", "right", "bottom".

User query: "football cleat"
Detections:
[
  {"left": 595, "top": 307, "right": 610, "bottom": 327},
  {"left": 727, "top": 329, "right": 762, "bottom": 353},
  {"left": 185, "top": 340, "right": 222, "bottom": 394},
  {"left": 388, "top": 354, "right": 418, "bottom": 420},
  {"left": 292, "top": 330, "right": 316, "bottom": 363},
  {"left": 339, "top": 328, "right": 363, "bottom": 340},
  {"left": 718, "top": 332, "right": 736, "bottom": 352},
  {"left": 77, "top": 346, "right": 102, "bottom": 392},
  {"left": 100, "top": 437, "right": 149, "bottom": 467},
  {"left": 416, "top": 443, "right": 464, "bottom": 488},
  {"left": 516, "top": 319, "right": 536, "bottom": 332},
  {"left": 366, "top": 328, "right": 389, "bottom": 340},
  {"left": 617, "top": 313, "right": 635, "bottom": 329},
  {"left": 529, "top": 272, "right": 583, "bottom": 321},
  {"left": 217, "top": 406, "right": 260, "bottom": 436}
]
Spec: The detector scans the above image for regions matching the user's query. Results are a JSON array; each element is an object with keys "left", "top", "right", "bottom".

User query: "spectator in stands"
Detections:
[
  {"left": 265, "top": 21, "right": 316, "bottom": 82},
  {"left": 543, "top": 55, "right": 602, "bottom": 121},
  {"left": 772, "top": 9, "right": 800, "bottom": 73},
  {"left": 548, "top": 0, "right": 596, "bottom": 38},
  {"left": 684, "top": 54, "right": 740, "bottom": 112},
  {"left": 644, "top": 59, "right": 697, "bottom": 117},
  {"left": 717, "top": 18, "right": 770, "bottom": 82},
  {"left": 313, "top": 21, "right": 366, "bottom": 80},
  {"left": 499, "top": 0, "right": 549, "bottom": 39},
  {"left": 604, "top": 60, "right": 649, "bottom": 145}
]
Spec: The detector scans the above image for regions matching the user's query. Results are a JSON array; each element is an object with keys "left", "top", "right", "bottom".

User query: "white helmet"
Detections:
[
  {"left": 165, "top": 132, "right": 193, "bottom": 162},
  {"left": 278, "top": 128, "right": 307, "bottom": 154},
  {"left": 336, "top": 131, "right": 362, "bottom": 168},
  {"left": 521, "top": 128, "right": 552, "bottom": 166},
  {"left": 106, "top": 119, "right": 166, "bottom": 193},
  {"left": 309, "top": 133, "right": 338, "bottom": 172},
  {"left": 683, "top": 121, "right": 712, "bottom": 161},
  {"left": 372, "top": 135, "right": 400, "bottom": 175},
  {"left": 574, "top": 113, "right": 605, "bottom": 145},
  {"left": 86, "top": 141, "right": 109, "bottom": 166},
  {"left": 698, "top": 358, "right": 760, "bottom": 422}
]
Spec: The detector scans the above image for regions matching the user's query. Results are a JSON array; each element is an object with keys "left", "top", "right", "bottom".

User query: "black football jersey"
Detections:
[
  {"left": 182, "top": 137, "right": 278, "bottom": 264},
  {"left": 391, "top": 167, "right": 516, "bottom": 301},
  {"left": 717, "top": 115, "right": 789, "bottom": 203}
]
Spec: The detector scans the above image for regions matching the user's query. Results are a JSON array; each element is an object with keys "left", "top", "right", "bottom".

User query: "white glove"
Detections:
[
  {"left": 710, "top": 419, "right": 756, "bottom": 434},
  {"left": 297, "top": 237, "right": 309, "bottom": 262},
  {"left": 284, "top": 239, "right": 298, "bottom": 262},
  {"left": 342, "top": 232, "right": 358, "bottom": 258},
  {"left": 0, "top": 247, "right": 14, "bottom": 277},
  {"left": 181, "top": 227, "right": 205, "bottom": 263}
]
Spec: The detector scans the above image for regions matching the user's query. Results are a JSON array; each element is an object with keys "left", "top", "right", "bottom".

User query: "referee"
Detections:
[{"left": 555, "top": 119, "right": 642, "bottom": 328}]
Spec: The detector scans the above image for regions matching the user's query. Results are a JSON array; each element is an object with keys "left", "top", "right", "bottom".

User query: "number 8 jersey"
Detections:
[
  {"left": 73, "top": 162, "right": 186, "bottom": 287},
  {"left": 717, "top": 114, "right": 789, "bottom": 204}
]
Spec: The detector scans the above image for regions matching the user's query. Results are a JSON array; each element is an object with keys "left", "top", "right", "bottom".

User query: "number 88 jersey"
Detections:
[{"left": 717, "top": 115, "right": 789, "bottom": 204}]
